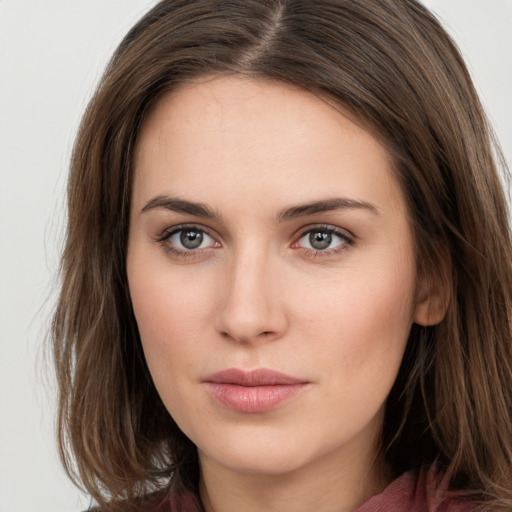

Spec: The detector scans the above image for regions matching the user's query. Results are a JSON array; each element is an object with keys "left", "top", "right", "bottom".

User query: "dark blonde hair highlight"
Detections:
[{"left": 52, "top": 1, "right": 512, "bottom": 510}]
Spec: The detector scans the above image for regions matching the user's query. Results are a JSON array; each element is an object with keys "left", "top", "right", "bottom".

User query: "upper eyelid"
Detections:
[
  {"left": 294, "top": 224, "right": 355, "bottom": 241},
  {"left": 157, "top": 223, "right": 218, "bottom": 240}
]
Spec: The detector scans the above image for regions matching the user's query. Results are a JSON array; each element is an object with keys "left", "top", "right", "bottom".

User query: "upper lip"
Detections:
[{"left": 204, "top": 368, "right": 307, "bottom": 386}]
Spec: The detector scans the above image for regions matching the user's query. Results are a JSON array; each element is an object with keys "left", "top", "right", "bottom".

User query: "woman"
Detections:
[{"left": 52, "top": 0, "right": 512, "bottom": 510}]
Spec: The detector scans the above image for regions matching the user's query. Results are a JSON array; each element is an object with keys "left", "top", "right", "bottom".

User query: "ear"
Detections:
[{"left": 413, "top": 267, "right": 451, "bottom": 326}]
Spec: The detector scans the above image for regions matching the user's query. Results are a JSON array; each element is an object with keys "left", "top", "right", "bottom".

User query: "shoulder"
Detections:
[
  {"left": 83, "top": 487, "right": 202, "bottom": 512},
  {"left": 83, "top": 490, "right": 173, "bottom": 512},
  {"left": 354, "top": 465, "right": 476, "bottom": 512}
]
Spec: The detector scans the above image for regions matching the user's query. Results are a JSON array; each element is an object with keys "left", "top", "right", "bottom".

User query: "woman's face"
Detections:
[{"left": 127, "top": 77, "right": 433, "bottom": 479}]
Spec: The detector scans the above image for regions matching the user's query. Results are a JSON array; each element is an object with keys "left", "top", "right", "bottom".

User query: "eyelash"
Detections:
[{"left": 155, "top": 224, "right": 355, "bottom": 259}]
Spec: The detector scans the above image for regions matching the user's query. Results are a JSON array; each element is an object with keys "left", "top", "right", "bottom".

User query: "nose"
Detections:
[{"left": 214, "top": 248, "right": 288, "bottom": 344}]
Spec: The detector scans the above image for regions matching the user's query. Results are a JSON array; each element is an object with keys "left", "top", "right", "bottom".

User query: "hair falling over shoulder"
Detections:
[{"left": 52, "top": 1, "right": 512, "bottom": 510}]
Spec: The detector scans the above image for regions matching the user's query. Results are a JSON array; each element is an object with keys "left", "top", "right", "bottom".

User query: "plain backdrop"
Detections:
[{"left": 0, "top": 1, "right": 511, "bottom": 511}]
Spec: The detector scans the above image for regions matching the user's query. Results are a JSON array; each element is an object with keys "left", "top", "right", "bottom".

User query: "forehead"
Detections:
[{"left": 132, "top": 76, "right": 404, "bottom": 217}]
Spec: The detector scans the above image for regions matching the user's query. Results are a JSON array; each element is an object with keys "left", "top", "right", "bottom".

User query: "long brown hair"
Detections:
[{"left": 52, "top": 0, "right": 512, "bottom": 510}]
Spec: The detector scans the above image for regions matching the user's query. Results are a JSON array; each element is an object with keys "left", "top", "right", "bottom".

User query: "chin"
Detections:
[
  {"left": 194, "top": 422, "right": 343, "bottom": 478},
  {"left": 204, "top": 445, "right": 311, "bottom": 476}
]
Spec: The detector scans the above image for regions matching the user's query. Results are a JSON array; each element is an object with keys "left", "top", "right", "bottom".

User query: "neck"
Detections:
[{"left": 198, "top": 424, "right": 390, "bottom": 512}]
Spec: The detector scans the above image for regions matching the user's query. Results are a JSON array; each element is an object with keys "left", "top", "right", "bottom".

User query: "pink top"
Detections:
[
  {"left": 353, "top": 465, "right": 475, "bottom": 511},
  {"left": 139, "top": 465, "right": 476, "bottom": 511}
]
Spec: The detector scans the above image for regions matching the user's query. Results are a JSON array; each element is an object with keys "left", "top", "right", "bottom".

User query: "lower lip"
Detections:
[{"left": 205, "top": 383, "right": 307, "bottom": 413}]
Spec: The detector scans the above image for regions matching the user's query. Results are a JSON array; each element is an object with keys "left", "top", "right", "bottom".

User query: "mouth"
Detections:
[{"left": 203, "top": 368, "right": 309, "bottom": 413}]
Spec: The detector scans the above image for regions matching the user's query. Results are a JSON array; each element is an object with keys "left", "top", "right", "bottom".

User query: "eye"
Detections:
[
  {"left": 295, "top": 226, "right": 353, "bottom": 253},
  {"left": 171, "top": 228, "right": 212, "bottom": 250},
  {"left": 157, "top": 225, "right": 219, "bottom": 253}
]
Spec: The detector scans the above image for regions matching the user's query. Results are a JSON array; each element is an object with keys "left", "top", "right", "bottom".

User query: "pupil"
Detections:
[
  {"left": 310, "top": 231, "right": 331, "bottom": 250},
  {"left": 180, "top": 230, "right": 203, "bottom": 249}
]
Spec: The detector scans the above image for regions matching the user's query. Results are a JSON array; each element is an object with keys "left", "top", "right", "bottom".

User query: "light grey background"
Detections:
[{"left": 0, "top": 1, "right": 510, "bottom": 511}]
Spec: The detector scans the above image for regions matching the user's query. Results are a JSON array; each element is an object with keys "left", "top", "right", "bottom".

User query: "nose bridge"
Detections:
[{"left": 216, "top": 241, "right": 285, "bottom": 343}]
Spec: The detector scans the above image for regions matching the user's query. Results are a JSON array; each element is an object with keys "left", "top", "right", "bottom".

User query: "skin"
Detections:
[{"left": 127, "top": 76, "right": 441, "bottom": 512}]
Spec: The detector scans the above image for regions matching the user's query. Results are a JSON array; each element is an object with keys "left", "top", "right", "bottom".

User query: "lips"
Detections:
[{"left": 203, "top": 368, "right": 309, "bottom": 413}]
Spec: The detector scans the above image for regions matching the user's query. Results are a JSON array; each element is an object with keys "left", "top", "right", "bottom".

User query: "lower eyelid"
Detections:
[
  {"left": 154, "top": 245, "right": 215, "bottom": 264},
  {"left": 299, "top": 246, "right": 349, "bottom": 259}
]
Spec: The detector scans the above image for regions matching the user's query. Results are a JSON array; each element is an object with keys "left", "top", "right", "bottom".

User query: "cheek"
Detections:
[
  {"left": 129, "top": 267, "right": 214, "bottom": 350},
  {"left": 131, "top": 279, "right": 207, "bottom": 345},
  {"left": 127, "top": 263, "right": 213, "bottom": 429},
  {"left": 295, "top": 275, "right": 414, "bottom": 444},
  {"left": 295, "top": 253, "right": 416, "bottom": 388},
  {"left": 126, "top": 244, "right": 228, "bottom": 421}
]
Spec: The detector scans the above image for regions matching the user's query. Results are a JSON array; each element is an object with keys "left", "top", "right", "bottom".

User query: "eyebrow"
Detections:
[
  {"left": 276, "top": 197, "right": 380, "bottom": 221},
  {"left": 140, "top": 195, "right": 379, "bottom": 220},
  {"left": 141, "top": 196, "right": 219, "bottom": 219}
]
